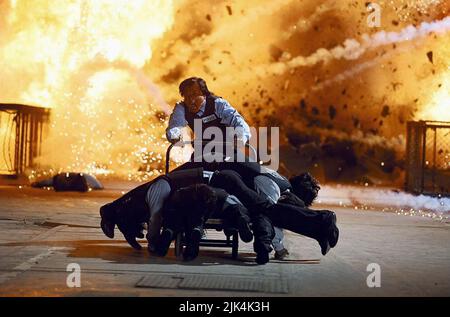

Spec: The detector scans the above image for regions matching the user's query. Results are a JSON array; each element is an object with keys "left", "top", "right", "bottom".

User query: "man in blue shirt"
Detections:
[{"left": 166, "top": 77, "right": 251, "bottom": 161}]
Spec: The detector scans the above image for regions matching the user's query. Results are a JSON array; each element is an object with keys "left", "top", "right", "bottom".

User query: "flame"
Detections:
[
  {"left": 1, "top": 0, "right": 449, "bottom": 183},
  {"left": 417, "top": 72, "right": 450, "bottom": 121},
  {"left": 1, "top": 0, "right": 174, "bottom": 179}
]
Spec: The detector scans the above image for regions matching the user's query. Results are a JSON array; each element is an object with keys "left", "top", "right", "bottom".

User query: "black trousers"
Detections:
[
  {"left": 161, "top": 187, "right": 251, "bottom": 246},
  {"left": 209, "top": 170, "right": 274, "bottom": 254},
  {"left": 209, "top": 170, "right": 333, "bottom": 246},
  {"left": 162, "top": 204, "right": 205, "bottom": 234},
  {"left": 267, "top": 203, "right": 331, "bottom": 242},
  {"left": 210, "top": 202, "right": 251, "bottom": 228}
]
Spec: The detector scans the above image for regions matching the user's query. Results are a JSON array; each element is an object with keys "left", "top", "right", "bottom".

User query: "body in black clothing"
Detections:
[
  {"left": 209, "top": 170, "right": 338, "bottom": 256},
  {"left": 99, "top": 168, "right": 275, "bottom": 262},
  {"left": 99, "top": 167, "right": 338, "bottom": 261},
  {"left": 157, "top": 184, "right": 253, "bottom": 260}
]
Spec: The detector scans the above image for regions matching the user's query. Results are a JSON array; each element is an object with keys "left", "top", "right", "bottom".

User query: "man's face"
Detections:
[{"left": 182, "top": 82, "right": 205, "bottom": 113}]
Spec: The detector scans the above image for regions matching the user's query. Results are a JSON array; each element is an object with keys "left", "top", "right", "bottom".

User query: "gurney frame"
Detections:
[{"left": 165, "top": 140, "right": 257, "bottom": 260}]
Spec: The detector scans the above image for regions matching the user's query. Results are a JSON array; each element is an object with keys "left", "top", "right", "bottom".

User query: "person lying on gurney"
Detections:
[
  {"left": 171, "top": 161, "right": 318, "bottom": 260},
  {"left": 100, "top": 167, "right": 339, "bottom": 264},
  {"left": 100, "top": 168, "right": 274, "bottom": 264},
  {"left": 155, "top": 183, "right": 253, "bottom": 261}
]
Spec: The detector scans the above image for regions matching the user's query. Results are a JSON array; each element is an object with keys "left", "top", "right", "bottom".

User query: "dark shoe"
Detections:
[
  {"left": 237, "top": 217, "right": 253, "bottom": 243},
  {"left": 255, "top": 251, "right": 270, "bottom": 265},
  {"left": 331, "top": 226, "right": 339, "bottom": 248},
  {"left": 318, "top": 237, "right": 330, "bottom": 256},
  {"left": 328, "top": 212, "right": 339, "bottom": 248},
  {"left": 274, "top": 248, "right": 290, "bottom": 260},
  {"left": 147, "top": 235, "right": 158, "bottom": 254},
  {"left": 123, "top": 233, "right": 142, "bottom": 250},
  {"left": 148, "top": 242, "right": 157, "bottom": 254},
  {"left": 156, "top": 229, "right": 173, "bottom": 256},
  {"left": 100, "top": 205, "right": 115, "bottom": 238},
  {"left": 317, "top": 211, "right": 339, "bottom": 255},
  {"left": 100, "top": 218, "right": 115, "bottom": 239},
  {"left": 183, "top": 228, "right": 202, "bottom": 261}
]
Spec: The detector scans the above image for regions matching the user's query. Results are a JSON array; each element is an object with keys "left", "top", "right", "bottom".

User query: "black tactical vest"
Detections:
[
  {"left": 164, "top": 168, "right": 205, "bottom": 190},
  {"left": 184, "top": 95, "right": 228, "bottom": 143}
]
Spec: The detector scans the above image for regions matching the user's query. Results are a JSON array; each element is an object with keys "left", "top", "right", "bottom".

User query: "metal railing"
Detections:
[
  {"left": 0, "top": 104, "right": 50, "bottom": 176},
  {"left": 405, "top": 120, "right": 450, "bottom": 196}
]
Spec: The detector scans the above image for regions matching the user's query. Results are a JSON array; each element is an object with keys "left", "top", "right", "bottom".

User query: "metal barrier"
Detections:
[
  {"left": 405, "top": 120, "right": 450, "bottom": 196},
  {"left": 0, "top": 104, "right": 50, "bottom": 176}
]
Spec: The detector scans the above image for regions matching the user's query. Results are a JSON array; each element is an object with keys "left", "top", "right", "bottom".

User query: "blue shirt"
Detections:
[{"left": 166, "top": 97, "right": 251, "bottom": 144}]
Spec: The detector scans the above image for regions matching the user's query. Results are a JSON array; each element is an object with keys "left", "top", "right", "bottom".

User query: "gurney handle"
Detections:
[{"left": 165, "top": 141, "right": 258, "bottom": 174}]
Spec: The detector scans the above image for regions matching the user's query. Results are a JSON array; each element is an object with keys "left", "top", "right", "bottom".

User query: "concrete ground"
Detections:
[{"left": 0, "top": 182, "right": 449, "bottom": 297}]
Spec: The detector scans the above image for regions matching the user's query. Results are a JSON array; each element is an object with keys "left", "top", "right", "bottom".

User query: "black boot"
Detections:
[
  {"left": 147, "top": 233, "right": 159, "bottom": 254},
  {"left": 226, "top": 202, "right": 253, "bottom": 243},
  {"left": 156, "top": 229, "right": 174, "bottom": 256},
  {"left": 328, "top": 212, "right": 339, "bottom": 248},
  {"left": 255, "top": 251, "right": 269, "bottom": 265},
  {"left": 317, "top": 211, "right": 339, "bottom": 255},
  {"left": 318, "top": 237, "right": 331, "bottom": 256},
  {"left": 183, "top": 228, "right": 202, "bottom": 261},
  {"left": 237, "top": 216, "right": 253, "bottom": 243},
  {"left": 100, "top": 204, "right": 116, "bottom": 238}
]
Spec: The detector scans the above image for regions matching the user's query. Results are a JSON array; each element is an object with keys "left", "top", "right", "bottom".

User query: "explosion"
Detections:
[
  {"left": 147, "top": 0, "right": 449, "bottom": 185},
  {"left": 0, "top": 0, "right": 449, "bottom": 184},
  {"left": 418, "top": 72, "right": 450, "bottom": 121},
  {"left": 1, "top": 0, "right": 174, "bottom": 180}
]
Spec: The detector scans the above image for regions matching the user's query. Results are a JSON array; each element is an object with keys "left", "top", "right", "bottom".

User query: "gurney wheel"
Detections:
[
  {"left": 175, "top": 232, "right": 183, "bottom": 258},
  {"left": 231, "top": 231, "right": 239, "bottom": 259}
]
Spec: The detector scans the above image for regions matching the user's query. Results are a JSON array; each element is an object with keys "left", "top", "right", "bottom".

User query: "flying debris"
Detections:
[
  {"left": 381, "top": 105, "right": 391, "bottom": 117},
  {"left": 328, "top": 105, "right": 337, "bottom": 120},
  {"left": 427, "top": 51, "right": 433, "bottom": 64}
]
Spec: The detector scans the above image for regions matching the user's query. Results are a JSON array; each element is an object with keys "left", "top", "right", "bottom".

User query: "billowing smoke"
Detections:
[
  {"left": 260, "top": 16, "right": 450, "bottom": 75},
  {"left": 148, "top": 0, "right": 450, "bottom": 185},
  {"left": 0, "top": 0, "right": 449, "bottom": 185}
]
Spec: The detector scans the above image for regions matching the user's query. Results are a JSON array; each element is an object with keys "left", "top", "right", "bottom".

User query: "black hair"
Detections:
[
  {"left": 179, "top": 77, "right": 212, "bottom": 97},
  {"left": 178, "top": 183, "right": 218, "bottom": 212},
  {"left": 289, "top": 172, "right": 321, "bottom": 207}
]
